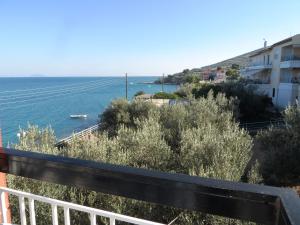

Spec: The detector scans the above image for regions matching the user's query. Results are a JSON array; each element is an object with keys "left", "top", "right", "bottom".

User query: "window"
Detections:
[{"left": 272, "top": 88, "right": 275, "bottom": 97}]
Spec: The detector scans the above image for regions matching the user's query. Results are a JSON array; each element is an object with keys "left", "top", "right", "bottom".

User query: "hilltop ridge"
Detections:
[
  {"left": 156, "top": 48, "right": 263, "bottom": 84},
  {"left": 201, "top": 48, "right": 262, "bottom": 70}
]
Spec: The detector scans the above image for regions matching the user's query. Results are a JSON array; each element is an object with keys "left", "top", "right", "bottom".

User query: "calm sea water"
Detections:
[{"left": 0, "top": 77, "right": 177, "bottom": 145}]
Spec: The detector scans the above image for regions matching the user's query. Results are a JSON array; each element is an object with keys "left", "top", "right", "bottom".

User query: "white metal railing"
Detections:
[
  {"left": 0, "top": 187, "right": 164, "bottom": 225},
  {"left": 280, "top": 60, "right": 300, "bottom": 69},
  {"left": 57, "top": 124, "right": 99, "bottom": 145},
  {"left": 245, "top": 64, "right": 272, "bottom": 70}
]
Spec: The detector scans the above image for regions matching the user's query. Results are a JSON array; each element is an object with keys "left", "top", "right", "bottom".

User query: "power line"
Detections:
[
  {"left": 0, "top": 78, "right": 120, "bottom": 101},
  {"left": 0, "top": 80, "right": 122, "bottom": 111},
  {"left": 0, "top": 79, "right": 120, "bottom": 106},
  {"left": 0, "top": 78, "right": 119, "bottom": 94}
]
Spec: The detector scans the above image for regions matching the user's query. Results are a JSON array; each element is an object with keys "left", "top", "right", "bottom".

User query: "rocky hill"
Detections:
[
  {"left": 155, "top": 48, "right": 263, "bottom": 84},
  {"left": 201, "top": 48, "right": 262, "bottom": 70}
]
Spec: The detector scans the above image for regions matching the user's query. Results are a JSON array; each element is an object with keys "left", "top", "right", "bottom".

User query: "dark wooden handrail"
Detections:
[{"left": 0, "top": 148, "right": 299, "bottom": 225}]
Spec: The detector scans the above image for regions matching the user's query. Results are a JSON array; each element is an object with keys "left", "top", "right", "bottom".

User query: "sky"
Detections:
[{"left": 0, "top": 0, "right": 300, "bottom": 76}]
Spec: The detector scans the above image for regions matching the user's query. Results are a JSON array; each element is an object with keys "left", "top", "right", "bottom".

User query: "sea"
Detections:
[{"left": 0, "top": 76, "right": 177, "bottom": 146}]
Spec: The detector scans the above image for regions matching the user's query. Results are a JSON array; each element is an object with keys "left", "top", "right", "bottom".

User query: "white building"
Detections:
[{"left": 242, "top": 34, "right": 300, "bottom": 108}]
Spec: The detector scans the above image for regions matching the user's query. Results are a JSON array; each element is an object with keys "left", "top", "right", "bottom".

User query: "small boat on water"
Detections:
[{"left": 70, "top": 114, "right": 88, "bottom": 119}]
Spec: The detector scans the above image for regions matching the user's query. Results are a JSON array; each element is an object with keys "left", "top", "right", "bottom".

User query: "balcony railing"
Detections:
[
  {"left": 0, "top": 187, "right": 163, "bottom": 225},
  {"left": 0, "top": 148, "right": 300, "bottom": 225},
  {"left": 246, "top": 63, "right": 272, "bottom": 70},
  {"left": 280, "top": 56, "right": 300, "bottom": 68},
  {"left": 280, "top": 75, "right": 300, "bottom": 84},
  {"left": 281, "top": 56, "right": 300, "bottom": 61}
]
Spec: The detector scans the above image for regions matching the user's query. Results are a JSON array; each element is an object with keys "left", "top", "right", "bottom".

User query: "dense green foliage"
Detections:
[
  {"left": 226, "top": 68, "right": 240, "bottom": 80},
  {"left": 154, "top": 69, "right": 202, "bottom": 85},
  {"left": 152, "top": 92, "right": 178, "bottom": 99},
  {"left": 98, "top": 99, "right": 157, "bottom": 136},
  {"left": 9, "top": 94, "right": 257, "bottom": 225},
  {"left": 189, "top": 82, "right": 274, "bottom": 121},
  {"left": 255, "top": 106, "right": 300, "bottom": 186}
]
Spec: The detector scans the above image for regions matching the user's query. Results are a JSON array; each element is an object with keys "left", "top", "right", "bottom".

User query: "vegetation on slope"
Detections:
[
  {"left": 255, "top": 106, "right": 300, "bottom": 186},
  {"left": 177, "top": 81, "right": 274, "bottom": 121},
  {"left": 9, "top": 93, "right": 256, "bottom": 225},
  {"left": 155, "top": 48, "right": 262, "bottom": 85}
]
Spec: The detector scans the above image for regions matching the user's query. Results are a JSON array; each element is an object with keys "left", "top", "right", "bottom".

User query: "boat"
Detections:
[{"left": 70, "top": 114, "right": 88, "bottom": 119}]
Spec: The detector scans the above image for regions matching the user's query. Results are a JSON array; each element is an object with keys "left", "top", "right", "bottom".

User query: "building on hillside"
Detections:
[
  {"left": 201, "top": 67, "right": 226, "bottom": 82},
  {"left": 241, "top": 34, "right": 300, "bottom": 107},
  {"left": 134, "top": 93, "right": 153, "bottom": 101},
  {"left": 201, "top": 68, "right": 211, "bottom": 80},
  {"left": 134, "top": 94, "right": 170, "bottom": 107}
]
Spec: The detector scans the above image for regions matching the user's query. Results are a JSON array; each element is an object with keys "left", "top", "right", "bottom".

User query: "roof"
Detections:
[{"left": 250, "top": 34, "right": 300, "bottom": 58}]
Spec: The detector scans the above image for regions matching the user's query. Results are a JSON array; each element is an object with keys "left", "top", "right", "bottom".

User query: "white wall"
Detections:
[{"left": 277, "top": 83, "right": 293, "bottom": 107}]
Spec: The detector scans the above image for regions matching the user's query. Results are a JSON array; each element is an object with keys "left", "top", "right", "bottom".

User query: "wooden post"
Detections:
[{"left": 0, "top": 129, "right": 11, "bottom": 223}]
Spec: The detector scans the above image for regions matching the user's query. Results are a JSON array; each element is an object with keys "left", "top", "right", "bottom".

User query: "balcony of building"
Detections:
[
  {"left": 241, "top": 69, "right": 271, "bottom": 84},
  {"left": 0, "top": 148, "right": 300, "bottom": 225},
  {"left": 280, "top": 45, "right": 300, "bottom": 68},
  {"left": 0, "top": 187, "right": 163, "bottom": 225},
  {"left": 246, "top": 53, "right": 272, "bottom": 70},
  {"left": 280, "top": 69, "right": 300, "bottom": 84},
  {"left": 245, "top": 63, "right": 272, "bottom": 70}
]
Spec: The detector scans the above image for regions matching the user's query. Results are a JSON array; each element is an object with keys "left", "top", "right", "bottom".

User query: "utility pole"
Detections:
[
  {"left": 125, "top": 73, "right": 128, "bottom": 100},
  {"left": 161, "top": 73, "right": 165, "bottom": 92}
]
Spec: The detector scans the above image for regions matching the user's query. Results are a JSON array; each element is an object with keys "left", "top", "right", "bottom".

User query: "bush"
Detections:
[
  {"left": 9, "top": 94, "right": 256, "bottom": 225},
  {"left": 255, "top": 106, "right": 300, "bottom": 186},
  {"left": 152, "top": 92, "right": 177, "bottom": 99},
  {"left": 226, "top": 68, "right": 240, "bottom": 80},
  {"left": 98, "top": 99, "right": 157, "bottom": 136},
  {"left": 191, "top": 82, "right": 273, "bottom": 121}
]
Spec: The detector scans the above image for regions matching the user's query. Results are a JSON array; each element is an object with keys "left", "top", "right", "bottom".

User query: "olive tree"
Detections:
[{"left": 8, "top": 93, "right": 256, "bottom": 225}]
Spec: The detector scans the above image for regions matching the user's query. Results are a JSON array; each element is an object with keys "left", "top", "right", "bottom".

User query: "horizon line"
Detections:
[{"left": 0, "top": 74, "right": 163, "bottom": 78}]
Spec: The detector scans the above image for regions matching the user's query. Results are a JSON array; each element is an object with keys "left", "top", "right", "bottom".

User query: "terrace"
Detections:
[
  {"left": 280, "top": 46, "right": 300, "bottom": 69},
  {"left": 0, "top": 148, "right": 300, "bottom": 225}
]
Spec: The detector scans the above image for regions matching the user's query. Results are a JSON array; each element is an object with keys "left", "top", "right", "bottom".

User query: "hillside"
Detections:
[
  {"left": 155, "top": 48, "right": 262, "bottom": 84},
  {"left": 201, "top": 48, "right": 262, "bottom": 70}
]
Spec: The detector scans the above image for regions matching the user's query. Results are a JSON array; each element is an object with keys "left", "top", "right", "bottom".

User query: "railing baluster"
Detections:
[
  {"left": 90, "top": 213, "right": 96, "bottom": 225},
  {"left": 110, "top": 217, "right": 116, "bottom": 225},
  {"left": 19, "top": 196, "right": 27, "bottom": 225},
  {"left": 29, "top": 198, "right": 36, "bottom": 225},
  {"left": 51, "top": 204, "right": 58, "bottom": 225},
  {"left": 0, "top": 191, "right": 7, "bottom": 224},
  {"left": 64, "top": 206, "right": 70, "bottom": 225}
]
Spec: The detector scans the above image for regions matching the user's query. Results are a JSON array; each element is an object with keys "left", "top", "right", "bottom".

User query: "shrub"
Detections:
[
  {"left": 98, "top": 99, "right": 157, "bottom": 136},
  {"left": 152, "top": 92, "right": 177, "bottom": 99},
  {"left": 255, "top": 106, "right": 300, "bottom": 186},
  {"left": 9, "top": 93, "right": 255, "bottom": 225},
  {"left": 191, "top": 82, "right": 273, "bottom": 121},
  {"left": 226, "top": 68, "right": 240, "bottom": 80}
]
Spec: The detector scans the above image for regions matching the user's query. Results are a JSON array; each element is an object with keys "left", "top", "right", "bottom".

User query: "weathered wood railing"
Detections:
[{"left": 0, "top": 148, "right": 299, "bottom": 225}]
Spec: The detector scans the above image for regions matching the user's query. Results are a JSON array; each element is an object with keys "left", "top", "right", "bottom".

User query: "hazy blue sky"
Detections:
[{"left": 0, "top": 0, "right": 300, "bottom": 76}]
